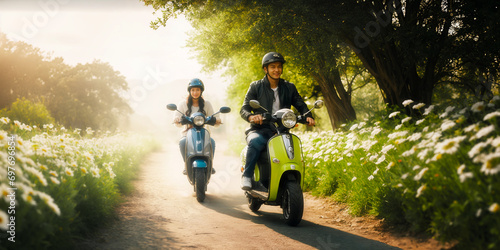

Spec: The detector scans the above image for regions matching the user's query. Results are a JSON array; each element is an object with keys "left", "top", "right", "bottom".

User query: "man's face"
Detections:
[{"left": 265, "top": 62, "right": 283, "bottom": 79}]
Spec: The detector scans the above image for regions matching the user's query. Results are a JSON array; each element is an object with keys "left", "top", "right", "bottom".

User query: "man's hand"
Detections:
[
  {"left": 306, "top": 117, "right": 315, "bottom": 126},
  {"left": 249, "top": 114, "right": 264, "bottom": 125}
]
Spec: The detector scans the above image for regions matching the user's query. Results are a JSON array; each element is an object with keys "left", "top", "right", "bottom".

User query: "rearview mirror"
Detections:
[
  {"left": 220, "top": 107, "right": 231, "bottom": 114},
  {"left": 249, "top": 100, "right": 261, "bottom": 109},
  {"left": 166, "top": 104, "right": 177, "bottom": 111},
  {"left": 314, "top": 100, "right": 324, "bottom": 109}
]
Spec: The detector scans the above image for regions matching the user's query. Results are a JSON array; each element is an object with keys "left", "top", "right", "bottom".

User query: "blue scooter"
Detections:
[{"left": 167, "top": 104, "right": 231, "bottom": 202}]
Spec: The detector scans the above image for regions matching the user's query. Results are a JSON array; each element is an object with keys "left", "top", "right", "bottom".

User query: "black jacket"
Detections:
[{"left": 240, "top": 76, "right": 312, "bottom": 135}]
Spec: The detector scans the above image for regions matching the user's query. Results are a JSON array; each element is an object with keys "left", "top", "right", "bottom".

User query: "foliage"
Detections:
[
  {"left": 300, "top": 96, "right": 500, "bottom": 248},
  {"left": 0, "top": 33, "right": 132, "bottom": 131},
  {"left": 143, "top": 0, "right": 500, "bottom": 116},
  {"left": 0, "top": 118, "right": 159, "bottom": 249},
  {"left": 0, "top": 98, "right": 55, "bottom": 127}
]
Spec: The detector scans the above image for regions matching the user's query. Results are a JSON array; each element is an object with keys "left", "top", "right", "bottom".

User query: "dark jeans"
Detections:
[
  {"left": 179, "top": 136, "right": 216, "bottom": 162},
  {"left": 242, "top": 131, "right": 272, "bottom": 178}
]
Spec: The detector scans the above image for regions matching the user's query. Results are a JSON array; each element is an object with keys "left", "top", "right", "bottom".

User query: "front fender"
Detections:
[{"left": 192, "top": 159, "right": 207, "bottom": 168}]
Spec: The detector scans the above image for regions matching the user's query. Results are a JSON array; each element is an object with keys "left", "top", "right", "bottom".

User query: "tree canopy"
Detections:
[
  {"left": 0, "top": 33, "right": 131, "bottom": 131},
  {"left": 144, "top": 0, "right": 499, "bottom": 126}
]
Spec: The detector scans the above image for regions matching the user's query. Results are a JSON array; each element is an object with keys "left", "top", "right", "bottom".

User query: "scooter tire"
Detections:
[
  {"left": 195, "top": 168, "right": 206, "bottom": 202},
  {"left": 248, "top": 197, "right": 262, "bottom": 212},
  {"left": 282, "top": 181, "right": 303, "bottom": 226}
]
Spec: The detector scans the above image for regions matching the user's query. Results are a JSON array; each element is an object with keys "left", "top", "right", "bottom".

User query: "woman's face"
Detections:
[{"left": 190, "top": 87, "right": 202, "bottom": 99}]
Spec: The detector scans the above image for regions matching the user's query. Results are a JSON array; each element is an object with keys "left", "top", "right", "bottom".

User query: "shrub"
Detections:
[
  {"left": 2, "top": 98, "right": 55, "bottom": 127},
  {"left": 301, "top": 96, "right": 500, "bottom": 249}
]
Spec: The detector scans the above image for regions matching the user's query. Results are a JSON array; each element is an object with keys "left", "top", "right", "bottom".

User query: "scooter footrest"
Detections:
[{"left": 248, "top": 189, "right": 268, "bottom": 201}]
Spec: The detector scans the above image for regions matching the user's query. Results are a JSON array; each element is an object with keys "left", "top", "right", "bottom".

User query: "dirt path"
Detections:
[{"left": 79, "top": 135, "right": 449, "bottom": 250}]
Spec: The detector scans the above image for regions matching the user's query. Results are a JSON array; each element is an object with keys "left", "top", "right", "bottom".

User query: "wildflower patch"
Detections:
[{"left": 300, "top": 97, "right": 500, "bottom": 249}]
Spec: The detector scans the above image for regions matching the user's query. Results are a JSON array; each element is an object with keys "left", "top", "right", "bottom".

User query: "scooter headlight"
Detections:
[
  {"left": 282, "top": 110, "right": 297, "bottom": 128},
  {"left": 193, "top": 115, "right": 205, "bottom": 126}
]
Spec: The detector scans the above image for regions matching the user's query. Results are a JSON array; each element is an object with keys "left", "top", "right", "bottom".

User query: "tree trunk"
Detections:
[{"left": 312, "top": 68, "right": 357, "bottom": 129}]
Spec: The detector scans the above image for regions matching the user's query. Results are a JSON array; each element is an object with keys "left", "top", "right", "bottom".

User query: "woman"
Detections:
[{"left": 173, "top": 78, "right": 221, "bottom": 174}]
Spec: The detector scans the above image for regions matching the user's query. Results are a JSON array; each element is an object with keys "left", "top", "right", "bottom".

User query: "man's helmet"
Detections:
[
  {"left": 261, "top": 52, "right": 286, "bottom": 68},
  {"left": 188, "top": 78, "right": 204, "bottom": 92}
]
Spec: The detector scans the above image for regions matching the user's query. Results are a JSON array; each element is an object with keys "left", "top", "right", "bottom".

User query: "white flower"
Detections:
[
  {"left": 402, "top": 99, "right": 414, "bottom": 107},
  {"left": 476, "top": 208, "right": 482, "bottom": 217},
  {"left": 459, "top": 172, "right": 473, "bottom": 183},
  {"left": 0, "top": 117, "right": 10, "bottom": 124},
  {"left": 351, "top": 176, "right": 357, "bottom": 182},
  {"left": 471, "top": 101, "right": 485, "bottom": 113},
  {"left": 375, "top": 155, "right": 386, "bottom": 165},
  {"left": 395, "top": 124, "right": 403, "bottom": 130},
  {"left": 423, "top": 105, "right": 435, "bottom": 115},
  {"left": 381, "top": 144, "right": 395, "bottom": 154},
  {"left": 414, "top": 167, "right": 428, "bottom": 181},
  {"left": 489, "top": 203, "right": 500, "bottom": 213},
  {"left": 371, "top": 127, "right": 382, "bottom": 137},
  {"left": 401, "top": 173, "right": 409, "bottom": 179},
  {"left": 389, "top": 111, "right": 400, "bottom": 118},
  {"left": 65, "top": 168, "right": 74, "bottom": 177},
  {"left": 413, "top": 103, "right": 425, "bottom": 110},
  {"left": 480, "top": 152, "right": 500, "bottom": 175},
  {"left": 435, "top": 136, "right": 466, "bottom": 155},
  {"left": 457, "top": 164, "right": 466, "bottom": 175},
  {"left": 373, "top": 168, "right": 379, "bottom": 175},
  {"left": 401, "top": 117, "right": 412, "bottom": 124},
  {"left": 468, "top": 142, "right": 488, "bottom": 158},
  {"left": 368, "top": 175, "right": 374, "bottom": 181},
  {"left": 386, "top": 162, "right": 395, "bottom": 170},
  {"left": 408, "top": 132, "right": 422, "bottom": 142},
  {"left": 416, "top": 184, "right": 427, "bottom": 197},
  {"left": 492, "top": 137, "right": 500, "bottom": 147},
  {"left": 484, "top": 111, "right": 500, "bottom": 121},
  {"left": 464, "top": 123, "right": 479, "bottom": 133},
  {"left": 0, "top": 210, "right": 8, "bottom": 231},
  {"left": 402, "top": 146, "right": 417, "bottom": 157},
  {"left": 416, "top": 119, "right": 425, "bottom": 125},
  {"left": 388, "top": 131, "right": 408, "bottom": 140},
  {"left": 440, "top": 120, "right": 456, "bottom": 131},
  {"left": 350, "top": 124, "right": 359, "bottom": 131},
  {"left": 476, "top": 125, "right": 495, "bottom": 139}
]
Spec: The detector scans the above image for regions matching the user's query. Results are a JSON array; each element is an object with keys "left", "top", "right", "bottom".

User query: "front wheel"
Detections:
[
  {"left": 194, "top": 168, "right": 206, "bottom": 202},
  {"left": 282, "top": 181, "right": 303, "bottom": 226}
]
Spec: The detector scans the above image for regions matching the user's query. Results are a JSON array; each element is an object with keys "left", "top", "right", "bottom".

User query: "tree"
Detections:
[
  {"left": 144, "top": 0, "right": 362, "bottom": 128},
  {"left": 0, "top": 33, "right": 52, "bottom": 107},
  {"left": 0, "top": 34, "right": 132, "bottom": 131},
  {"left": 45, "top": 61, "right": 132, "bottom": 130},
  {"left": 143, "top": 0, "right": 500, "bottom": 117}
]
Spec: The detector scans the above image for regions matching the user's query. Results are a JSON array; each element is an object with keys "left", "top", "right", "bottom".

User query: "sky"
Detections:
[{"left": 0, "top": 0, "right": 230, "bottom": 128}]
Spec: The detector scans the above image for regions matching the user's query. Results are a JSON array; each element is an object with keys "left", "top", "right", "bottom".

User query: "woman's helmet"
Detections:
[
  {"left": 188, "top": 78, "right": 205, "bottom": 92},
  {"left": 261, "top": 52, "right": 286, "bottom": 68}
]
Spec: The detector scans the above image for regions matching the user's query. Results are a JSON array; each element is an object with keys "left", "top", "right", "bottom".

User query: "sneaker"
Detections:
[{"left": 241, "top": 176, "right": 252, "bottom": 190}]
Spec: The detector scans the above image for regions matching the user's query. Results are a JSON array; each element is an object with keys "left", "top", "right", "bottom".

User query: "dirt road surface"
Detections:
[{"left": 79, "top": 134, "right": 449, "bottom": 250}]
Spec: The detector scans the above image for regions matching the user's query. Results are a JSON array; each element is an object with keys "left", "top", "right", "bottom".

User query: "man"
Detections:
[{"left": 240, "top": 52, "right": 315, "bottom": 190}]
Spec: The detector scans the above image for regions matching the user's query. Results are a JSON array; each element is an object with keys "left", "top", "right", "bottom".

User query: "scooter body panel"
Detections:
[
  {"left": 185, "top": 127, "right": 213, "bottom": 185},
  {"left": 266, "top": 133, "right": 304, "bottom": 202}
]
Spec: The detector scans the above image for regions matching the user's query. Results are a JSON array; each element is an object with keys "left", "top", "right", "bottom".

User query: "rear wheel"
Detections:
[
  {"left": 282, "top": 181, "right": 303, "bottom": 226},
  {"left": 195, "top": 168, "right": 206, "bottom": 202}
]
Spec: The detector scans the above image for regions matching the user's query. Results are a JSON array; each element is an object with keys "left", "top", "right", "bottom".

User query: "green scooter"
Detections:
[{"left": 241, "top": 100, "right": 323, "bottom": 226}]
